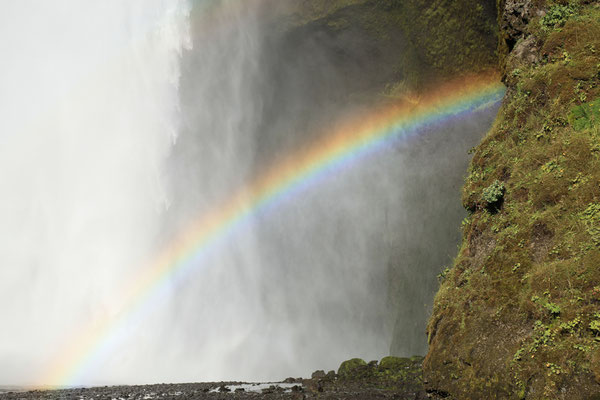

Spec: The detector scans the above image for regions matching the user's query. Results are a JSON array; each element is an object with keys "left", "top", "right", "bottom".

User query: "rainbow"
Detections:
[{"left": 38, "top": 71, "right": 505, "bottom": 387}]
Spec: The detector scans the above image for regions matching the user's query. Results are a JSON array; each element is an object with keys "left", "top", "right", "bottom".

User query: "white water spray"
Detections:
[
  {"left": 0, "top": 0, "right": 190, "bottom": 386},
  {"left": 162, "top": 0, "right": 395, "bottom": 382}
]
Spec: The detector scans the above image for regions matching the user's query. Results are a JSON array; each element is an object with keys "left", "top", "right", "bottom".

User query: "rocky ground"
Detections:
[{"left": 0, "top": 357, "right": 426, "bottom": 400}]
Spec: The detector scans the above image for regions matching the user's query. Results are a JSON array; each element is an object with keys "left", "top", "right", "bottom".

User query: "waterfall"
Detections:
[
  {"left": 162, "top": 1, "right": 394, "bottom": 381},
  {"left": 0, "top": 0, "right": 190, "bottom": 385},
  {"left": 0, "top": 0, "right": 500, "bottom": 387}
]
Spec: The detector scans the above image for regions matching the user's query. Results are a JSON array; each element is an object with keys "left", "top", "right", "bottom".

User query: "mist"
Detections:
[
  {"left": 0, "top": 0, "right": 190, "bottom": 386},
  {"left": 0, "top": 0, "right": 499, "bottom": 387}
]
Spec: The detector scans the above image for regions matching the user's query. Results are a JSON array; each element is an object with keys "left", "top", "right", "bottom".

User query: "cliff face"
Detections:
[{"left": 424, "top": 1, "right": 600, "bottom": 398}]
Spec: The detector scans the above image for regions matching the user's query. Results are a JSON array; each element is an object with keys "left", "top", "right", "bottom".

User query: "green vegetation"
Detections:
[
  {"left": 540, "top": 4, "right": 577, "bottom": 30},
  {"left": 337, "top": 358, "right": 367, "bottom": 378},
  {"left": 333, "top": 356, "right": 424, "bottom": 392},
  {"left": 425, "top": 2, "right": 600, "bottom": 398},
  {"left": 569, "top": 98, "right": 600, "bottom": 131},
  {"left": 482, "top": 179, "right": 505, "bottom": 209}
]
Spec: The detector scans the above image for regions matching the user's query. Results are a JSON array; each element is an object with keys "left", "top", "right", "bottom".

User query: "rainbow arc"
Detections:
[{"left": 39, "top": 71, "right": 505, "bottom": 387}]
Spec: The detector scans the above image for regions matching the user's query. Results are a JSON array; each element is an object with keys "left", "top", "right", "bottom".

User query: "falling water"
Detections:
[
  {"left": 0, "top": 0, "right": 190, "bottom": 386},
  {"left": 161, "top": 0, "right": 500, "bottom": 383},
  {"left": 162, "top": 0, "right": 393, "bottom": 381},
  {"left": 0, "top": 0, "right": 500, "bottom": 387}
]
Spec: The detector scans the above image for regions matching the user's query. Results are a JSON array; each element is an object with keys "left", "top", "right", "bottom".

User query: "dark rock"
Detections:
[
  {"left": 261, "top": 385, "right": 280, "bottom": 394},
  {"left": 218, "top": 385, "right": 230, "bottom": 393},
  {"left": 337, "top": 358, "right": 367, "bottom": 378},
  {"left": 500, "top": 0, "right": 534, "bottom": 51},
  {"left": 291, "top": 385, "right": 303, "bottom": 392},
  {"left": 512, "top": 35, "right": 540, "bottom": 65},
  {"left": 311, "top": 369, "right": 326, "bottom": 379}
]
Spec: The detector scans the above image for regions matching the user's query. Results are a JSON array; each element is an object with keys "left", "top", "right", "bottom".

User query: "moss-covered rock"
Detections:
[
  {"left": 337, "top": 358, "right": 368, "bottom": 379},
  {"left": 425, "top": 1, "right": 600, "bottom": 398},
  {"left": 329, "top": 356, "right": 424, "bottom": 395},
  {"left": 379, "top": 356, "right": 410, "bottom": 371}
]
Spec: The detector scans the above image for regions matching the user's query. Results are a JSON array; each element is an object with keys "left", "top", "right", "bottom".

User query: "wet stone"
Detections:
[
  {"left": 218, "top": 385, "right": 231, "bottom": 392},
  {"left": 311, "top": 370, "right": 326, "bottom": 379}
]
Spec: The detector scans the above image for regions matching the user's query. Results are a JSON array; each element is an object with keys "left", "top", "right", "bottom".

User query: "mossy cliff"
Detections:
[
  {"left": 275, "top": 0, "right": 600, "bottom": 397},
  {"left": 424, "top": 1, "right": 600, "bottom": 398}
]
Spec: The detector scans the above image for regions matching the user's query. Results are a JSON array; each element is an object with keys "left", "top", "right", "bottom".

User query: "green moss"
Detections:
[
  {"left": 378, "top": 356, "right": 404, "bottom": 370},
  {"left": 425, "top": 2, "right": 600, "bottom": 399},
  {"left": 333, "top": 356, "right": 424, "bottom": 393},
  {"left": 337, "top": 358, "right": 367, "bottom": 378}
]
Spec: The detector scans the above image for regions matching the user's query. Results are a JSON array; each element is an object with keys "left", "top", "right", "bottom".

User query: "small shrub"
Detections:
[
  {"left": 530, "top": 320, "right": 555, "bottom": 352},
  {"left": 482, "top": 180, "right": 505, "bottom": 206},
  {"left": 541, "top": 5, "right": 577, "bottom": 30},
  {"left": 532, "top": 295, "right": 561, "bottom": 316},
  {"left": 589, "top": 319, "right": 600, "bottom": 334},
  {"left": 544, "top": 302, "right": 561, "bottom": 316},
  {"left": 437, "top": 267, "right": 451, "bottom": 283},
  {"left": 559, "top": 317, "right": 581, "bottom": 333},
  {"left": 513, "top": 347, "right": 525, "bottom": 362},
  {"left": 569, "top": 98, "right": 600, "bottom": 131}
]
